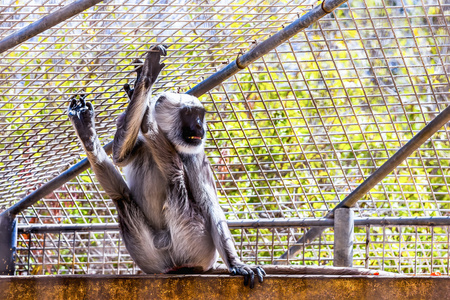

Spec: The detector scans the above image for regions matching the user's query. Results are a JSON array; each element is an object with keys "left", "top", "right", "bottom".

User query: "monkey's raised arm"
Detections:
[
  {"left": 113, "top": 45, "right": 166, "bottom": 166},
  {"left": 68, "top": 95, "right": 133, "bottom": 205}
]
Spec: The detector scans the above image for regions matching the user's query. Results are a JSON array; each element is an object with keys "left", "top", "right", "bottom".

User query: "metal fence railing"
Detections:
[{"left": 14, "top": 217, "right": 450, "bottom": 275}]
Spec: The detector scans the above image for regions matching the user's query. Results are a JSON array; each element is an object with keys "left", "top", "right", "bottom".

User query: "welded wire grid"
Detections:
[{"left": 1, "top": 0, "right": 450, "bottom": 275}]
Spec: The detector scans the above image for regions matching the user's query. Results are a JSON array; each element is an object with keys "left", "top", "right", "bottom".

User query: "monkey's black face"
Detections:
[{"left": 180, "top": 106, "right": 206, "bottom": 146}]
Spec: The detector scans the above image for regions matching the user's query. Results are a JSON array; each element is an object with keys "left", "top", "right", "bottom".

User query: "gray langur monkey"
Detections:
[{"left": 67, "top": 45, "right": 265, "bottom": 288}]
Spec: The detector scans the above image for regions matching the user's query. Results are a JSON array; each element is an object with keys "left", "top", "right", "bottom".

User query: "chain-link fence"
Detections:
[{"left": 1, "top": 0, "right": 450, "bottom": 275}]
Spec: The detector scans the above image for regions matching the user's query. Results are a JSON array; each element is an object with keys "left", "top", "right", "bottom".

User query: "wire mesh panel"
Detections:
[
  {"left": 16, "top": 226, "right": 338, "bottom": 274},
  {"left": 361, "top": 225, "right": 450, "bottom": 274},
  {"left": 15, "top": 225, "right": 450, "bottom": 275},
  {"left": 1, "top": 0, "right": 450, "bottom": 275},
  {"left": 16, "top": 229, "right": 135, "bottom": 275}
]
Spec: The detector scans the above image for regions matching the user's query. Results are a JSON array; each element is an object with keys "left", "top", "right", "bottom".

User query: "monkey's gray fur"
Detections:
[{"left": 68, "top": 45, "right": 265, "bottom": 288}]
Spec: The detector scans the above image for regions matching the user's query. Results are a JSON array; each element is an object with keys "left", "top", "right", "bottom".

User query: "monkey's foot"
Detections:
[
  {"left": 231, "top": 264, "right": 266, "bottom": 289},
  {"left": 67, "top": 95, "right": 97, "bottom": 152},
  {"left": 124, "top": 44, "right": 167, "bottom": 99}
]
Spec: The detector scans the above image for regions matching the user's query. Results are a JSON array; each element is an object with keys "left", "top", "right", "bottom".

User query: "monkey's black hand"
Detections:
[
  {"left": 67, "top": 94, "right": 97, "bottom": 152},
  {"left": 124, "top": 44, "right": 168, "bottom": 99},
  {"left": 140, "top": 44, "right": 167, "bottom": 89},
  {"left": 231, "top": 264, "right": 266, "bottom": 289}
]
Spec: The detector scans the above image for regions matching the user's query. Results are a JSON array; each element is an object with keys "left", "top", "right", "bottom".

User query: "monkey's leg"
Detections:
[
  {"left": 113, "top": 45, "right": 167, "bottom": 166},
  {"left": 205, "top": 195, "right": 265, "bottom": 288},
  {"left": 185, "top": 158, "right": 266, "bottom": 288},
  {"left": 211, "top": 208, "right": 266, "bottom": 288}
]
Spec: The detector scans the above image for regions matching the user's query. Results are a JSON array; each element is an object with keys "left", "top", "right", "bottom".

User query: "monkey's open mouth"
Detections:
[{"left": 188, "top": 136, "right": 202, "bottom": 140}]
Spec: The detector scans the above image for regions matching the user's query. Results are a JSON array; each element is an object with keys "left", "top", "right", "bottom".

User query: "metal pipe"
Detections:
[
  {"left": 2, "top": 0, "right": 347, "bottom": 218},
  {"left": 2, "top": 142, "right": 113, "bottom": 218},
  {"left": 228, "top": 218, "right": 334, "bottom": 228},
  {"left": 16, "top": 216, "right": 450, "bottom": 234},
  {"left": 236, "top": 216, "right": 450, "bottom": 227},
  {"left": 0, "top": 0, "right": 103, "bottom": 54},
  {"left": 278, "top": 100, "right": 450, "bottom": 262},
  {"left": 330, "top": 100, "right": 450, "bottom": 212},
  {"left": 353, "top": 217, "right": 450, "bottom": 226},
  {"left": 18, "top": 223, "right": 119, "bottom": 234}
]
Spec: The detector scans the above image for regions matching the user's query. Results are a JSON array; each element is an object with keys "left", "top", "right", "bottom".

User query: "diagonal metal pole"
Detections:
[
  {"left": 1, "top": 0, "right": 348, "bottom": 218},
  {"left": 0, "top": 0, "right": 104, "bottom": 54},
  {"left": 277, "top": 98, "right": 450, "bottom": 262},
  {"left": 3, "top": 143, "right": 112, "bottom": 217}
]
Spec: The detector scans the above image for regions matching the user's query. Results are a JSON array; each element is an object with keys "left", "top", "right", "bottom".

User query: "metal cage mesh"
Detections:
[{"left": 1, "top": 0, "right": 450, "bottom": 275}]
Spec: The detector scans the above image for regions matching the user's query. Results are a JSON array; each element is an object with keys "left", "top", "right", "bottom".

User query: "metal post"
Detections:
[
  {"left": 333, "top": 208, "right": 354, "bottom": 267},
  {"left": 0, "top": 214, "right": 17, "bottom": 275}
]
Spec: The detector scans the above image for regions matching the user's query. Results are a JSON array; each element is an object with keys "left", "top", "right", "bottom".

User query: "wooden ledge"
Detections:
[{"left": 1, "top": 273, "right": 450, "bottom": 299}]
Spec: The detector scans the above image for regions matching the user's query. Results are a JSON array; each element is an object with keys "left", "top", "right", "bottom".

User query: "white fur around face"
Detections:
[
  {"left": 175, "top": 141, "right": 205, "bottom": 155},
  {"left": 150, "top": 92, "right": 206, "bottom": 155}
]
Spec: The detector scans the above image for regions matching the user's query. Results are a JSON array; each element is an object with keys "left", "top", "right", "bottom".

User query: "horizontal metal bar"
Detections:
[
  {"left": 0, "top": 0, "right": 104, "bottom": 54},
  {"left": 228, "top": 217, "right": 450, "bottom": 227},
  {"left": 354, "top": 217, "right": 450, "bottom": 227},
  {"left": 18, "top": 223, "right": 119, "bottom": 234},
  {"left": 228, "top": 218, "right": 334, "bottom": 228},
  {"left": 16, "top": 217, "right": 450, "bottom": 234}
]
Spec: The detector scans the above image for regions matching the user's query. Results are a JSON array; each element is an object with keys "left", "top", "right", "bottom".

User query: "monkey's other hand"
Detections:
[
  {"left": 139, "top": 44, "right": 167, "bottom": 89},
  {"left": 230, "top": 264, "right": 266, "bottom": 289},
  {"left": 67, "top": 95, "right": 97, "bottom": 152}
]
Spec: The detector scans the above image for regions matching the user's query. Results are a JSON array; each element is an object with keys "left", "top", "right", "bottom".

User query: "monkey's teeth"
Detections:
[{"left": 189, "top": 136, "right": 202, "bottom": 140}]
